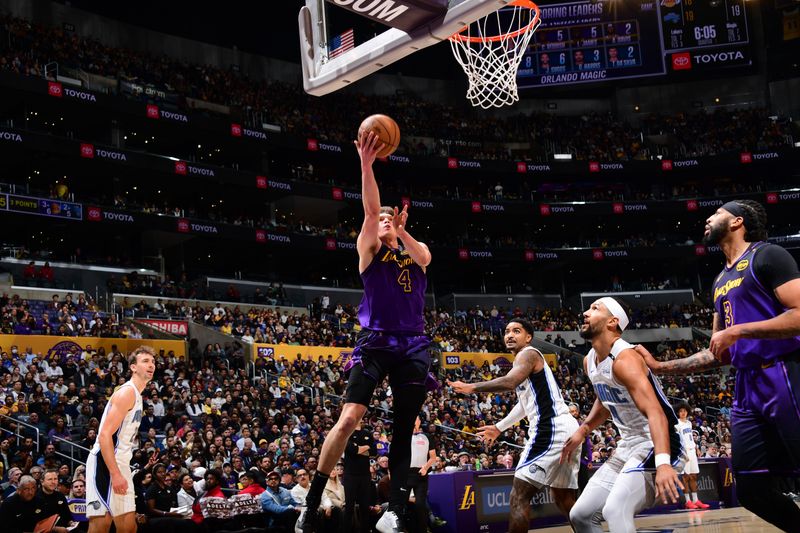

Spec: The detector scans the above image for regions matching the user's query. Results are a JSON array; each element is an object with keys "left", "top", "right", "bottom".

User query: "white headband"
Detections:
[{"left": 598, "top": 297, "right": 629, "bottom": 331}]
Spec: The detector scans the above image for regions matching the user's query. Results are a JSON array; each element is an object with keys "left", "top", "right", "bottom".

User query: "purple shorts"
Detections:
[
  {"left": 343, "top": 329, "right": 437, "bottom": 406},
  {"left": 731, "top": 351, "right": 800, "bottom": 475}
]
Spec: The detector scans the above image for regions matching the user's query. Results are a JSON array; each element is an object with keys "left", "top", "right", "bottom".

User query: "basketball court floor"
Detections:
[{"left": 541, "top": 507, "right": 787, "bottom": 532}]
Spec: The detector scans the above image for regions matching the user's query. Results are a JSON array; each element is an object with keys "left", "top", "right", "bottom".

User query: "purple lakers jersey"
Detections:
[
  {"left": 713, "top": 242, "right": 800, "bottom": 368},
  {"left": 357, "top": 244, "right": 426, "bottom": 333}
]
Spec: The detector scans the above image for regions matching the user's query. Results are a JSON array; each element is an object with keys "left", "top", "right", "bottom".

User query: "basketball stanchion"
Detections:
[{"left": 449, "top": 0, "right": 541, "bottom": 109}]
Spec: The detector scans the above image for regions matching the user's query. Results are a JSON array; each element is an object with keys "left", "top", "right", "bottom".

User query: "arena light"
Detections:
[
  {"left": 554, "top": 153, "right": 572, "bottom": 160},
  {"left": 794, "top": 141, "right": 800, "bottom": 147}
]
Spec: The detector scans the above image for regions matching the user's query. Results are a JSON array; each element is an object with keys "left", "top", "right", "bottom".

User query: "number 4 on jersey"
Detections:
[{"left": 397, "top": 269, "right": 412, "bottom": 292}]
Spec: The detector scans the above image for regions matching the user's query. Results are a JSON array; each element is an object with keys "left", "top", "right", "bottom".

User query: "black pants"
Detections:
[
  {"left": 407, "top": 468, "right": 429, "bottom": 533},
  {"left": 343, "top": 474, "right": 375, "bottom": 531}
]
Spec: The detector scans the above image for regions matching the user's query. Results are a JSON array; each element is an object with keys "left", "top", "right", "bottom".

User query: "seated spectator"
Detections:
[
  {"left": 259, "top": 470, "right": 301, "bottom": 531},
  {"left": 290, "top": 468, "right": 310, "bottom": 505},
  {"left": 1, "top": 475, "right": 50, "bottom": 533},
  {"left": 320, "top": 462, "right": 345, "bottom": 532},
  {"left": 238, "top": 471, "right": 265, "bottom": 497}
]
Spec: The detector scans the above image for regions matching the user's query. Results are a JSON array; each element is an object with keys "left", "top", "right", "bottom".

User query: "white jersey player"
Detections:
[
  {"left": 448, "top": 319, "right": 579, "bottom": 533},
  {"left": 562, "top": 298, "right": 684, "bottom": 533},
  {"left": 87, "top": 346, "right": 155, "bottom": 533},
  {"left": 675, "top": 403, "right": 710, "bottom": 509}
]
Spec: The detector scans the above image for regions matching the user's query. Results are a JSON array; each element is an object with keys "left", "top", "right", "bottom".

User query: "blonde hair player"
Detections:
[
  {"left": 86, "top": 346, "right": 155, "bottom": 533},
  {"left": 562, "top": 298, "right": 685, "bottom": 533}
]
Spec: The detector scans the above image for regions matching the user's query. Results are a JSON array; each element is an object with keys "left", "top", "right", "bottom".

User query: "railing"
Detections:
[
  {"left": 0, "top": 413, "right": 40, "bottom": 453},
  {"left": 51, "top": 435, "right": 91, "bottom": 470},
  {"left": 257, "top": 369, "right": 318, "bottom": 404}
]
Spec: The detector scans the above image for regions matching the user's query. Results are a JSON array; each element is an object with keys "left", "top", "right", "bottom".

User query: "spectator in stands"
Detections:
[
  {"left": 291, "top": 469, "right": 311, "bottom": 506},
  {"left": 238, "top": 471, "right": 265, "bottom": 497},
  {"left": 38, "top": 263, "right": 54, "bottom": 286},
  {"left": 22, "top": 261, "right": 36, "bottom": 285},
  {"left": 259, "top": 470, "right": 301, "bottom": 530},
  {"left": 39, "top": 468, "right": 73, "bottom": 528},
  {"left": 1, "top": 475, "right": 47, "bottom": 533}
]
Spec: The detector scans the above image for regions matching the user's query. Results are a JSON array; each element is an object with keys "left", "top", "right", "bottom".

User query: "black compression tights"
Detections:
[{"left": 388, "top": 384, "right": 427, "bottom": 512}]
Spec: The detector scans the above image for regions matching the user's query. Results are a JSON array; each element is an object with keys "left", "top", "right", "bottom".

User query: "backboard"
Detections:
[{"left": 298, "top": 0, "right": 518, "bottom": 96}]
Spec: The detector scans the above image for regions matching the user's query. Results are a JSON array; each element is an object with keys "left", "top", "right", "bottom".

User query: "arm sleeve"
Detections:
[
  {"left": 495, "top": 403, "right": 526, "bottom": 432},
  {"left": 753, "top": 245, "right": 800, "bottom": 291}
]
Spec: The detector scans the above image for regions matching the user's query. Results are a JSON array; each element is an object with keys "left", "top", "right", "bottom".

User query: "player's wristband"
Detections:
[{"left": 655, "top": 453, "right": 671, "bottom": 468}]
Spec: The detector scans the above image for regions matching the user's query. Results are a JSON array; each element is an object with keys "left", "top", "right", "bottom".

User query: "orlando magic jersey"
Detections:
[
  {"left": 587, "top": 339, "right": 681, "bottom": 454},
  {"left": 676, "top": 419, "right": 696, "bottom": 453},
  {"left": 90, "top": 381, "right": 142, "bottom": 465},
  {"left": 357, "top": 244, "right": 426, "bottom": 333},
  {"left": 515, "top": 347, "right": 571, "bottom": 433}
]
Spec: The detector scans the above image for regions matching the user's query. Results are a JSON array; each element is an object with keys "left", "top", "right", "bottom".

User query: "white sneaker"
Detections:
[{"left": 376, "top": 510, "right": 404, "bottom": 533}]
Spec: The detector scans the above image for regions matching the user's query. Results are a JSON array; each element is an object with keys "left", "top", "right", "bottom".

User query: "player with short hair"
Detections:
[
  {"left": 300, "top": 131, "right": 432, "bottom": 533},
  {"left": 637, "top": 200, "right": 800, "bottom": 531},
  {"left": 86, "top": 346, "right": 155, "bottom": 533},
  {"left": 674, "top": 402, "right": 709, "bottom": 509},
  {"left": 448, "top": 319, "right": 580, "bottom": 532},
  {"left": 564, "top": 298, "right": 684, "bottom": 533}
]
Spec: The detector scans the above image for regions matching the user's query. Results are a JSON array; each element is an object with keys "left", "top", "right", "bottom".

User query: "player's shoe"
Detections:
[
  {"left": 376, "top": 510, "right": 407, "bottom": 533},
  {"left": 694, "top": 500, "right": 710, "bottom": 509},
  {"left": 684, "top": 500, "right": 698, "bottom": 510}
]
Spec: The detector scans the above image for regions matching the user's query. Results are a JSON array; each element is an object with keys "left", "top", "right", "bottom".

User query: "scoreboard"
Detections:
[
  {"left": 518, "top": 0, "right": 752, "bottom": 89},
  {"left": 661, "top": 0, "right": 751, "bottom": 72},
  {"left": 518, "top": 0, "right": 666, "bottom": 87}
]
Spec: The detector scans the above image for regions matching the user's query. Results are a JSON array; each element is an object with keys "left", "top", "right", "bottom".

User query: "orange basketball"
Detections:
[{"left": 358, "top": 114, "right": 400, "bottom": 158}]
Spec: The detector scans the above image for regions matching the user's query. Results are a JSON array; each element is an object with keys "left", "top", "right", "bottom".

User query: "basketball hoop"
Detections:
[{"left": 449, "top": 0, "right": 541, "bottom": 109}]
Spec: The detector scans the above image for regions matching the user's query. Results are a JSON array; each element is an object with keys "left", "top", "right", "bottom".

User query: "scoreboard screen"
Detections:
[
  {"left": 518, "top": 0, "right": 666, "bottom": 88},
  {"left": 517, "top": 0, "right": 752, "bottom": 88},
  {"left": 662, "top": 0, "right": 751, "bottom": 72}
]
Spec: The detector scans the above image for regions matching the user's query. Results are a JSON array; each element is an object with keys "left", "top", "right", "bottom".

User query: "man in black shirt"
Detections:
[
  {"left": 40, "top": 468, "right": 74, "bottom": 532},
  {"left": 1, "top": 475, "right": 47, "bottom": 533},
  {"left": 342, "top": 419, "right": 376, "bottom": 531}
]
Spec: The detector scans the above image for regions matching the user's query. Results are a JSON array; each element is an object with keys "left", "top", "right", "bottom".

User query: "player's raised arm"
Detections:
[
  {"left": 98, "top": 386, "right": 135, "bottom": 495},
  {"left": 447, "top": 347, "right": 540, "bottom": 394},
  {"left": 393, "top": 205, "right": 431, "bottom": 267},
  {"left": 613, "top": 349, "right": 683, "bottom": 504},
  {"left": 356, "top": 132, "right": 384, "bottom": 263}
]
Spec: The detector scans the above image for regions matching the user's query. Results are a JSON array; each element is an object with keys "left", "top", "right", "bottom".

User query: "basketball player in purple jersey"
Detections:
[
  {"left": 636, "top": 200, "right": 800, "bottom": 531},
  {"left": 301, "top": 132, "right": 432, "bottom": 533}
]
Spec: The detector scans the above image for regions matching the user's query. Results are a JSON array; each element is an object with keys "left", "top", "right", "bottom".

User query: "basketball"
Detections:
[{"left": 358, "top": 114, "right": 400, "bottom": 158}]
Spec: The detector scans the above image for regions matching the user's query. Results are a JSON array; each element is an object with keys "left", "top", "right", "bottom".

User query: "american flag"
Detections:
[{"left": 328, "top": 28, "right": 354, "bottom": 59}]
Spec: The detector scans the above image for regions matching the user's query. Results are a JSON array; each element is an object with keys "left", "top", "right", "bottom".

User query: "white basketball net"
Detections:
[{"left": 449, "top": 1, "right": 541, "bottom": 109}]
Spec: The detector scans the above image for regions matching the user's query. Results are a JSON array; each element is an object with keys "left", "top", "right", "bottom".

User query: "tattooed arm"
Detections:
[
  {"left": 634, "top": 313, "right": 727, "bottom": 375},
  {"left": 447, "top": 347, "right": 540, "bottom": 393}
]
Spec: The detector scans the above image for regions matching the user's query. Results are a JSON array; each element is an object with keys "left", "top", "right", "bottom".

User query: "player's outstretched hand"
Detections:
[
  {"left": 354, "top": 131, "right": 384, "bottom": 166},
  {"left": 632, "top": 344, "right": 661, "bottom": 372},
  {"left": 393, "top": 205, "right": 409, "bottom": 237},
  {"left": 560, "top": 429, "right": 584, "bottom": 465},
  {"left": 654, "top": 465, "right": 683, "bottom": 505},
  {"left": 111, "top": 472, "right": 128, "bottom": 495},
  {"left": 446, "top": 380, "right": 474, "bottom": 394},
  {"left": 476, "top": 425, "right": 500, "bottom": 447}
]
